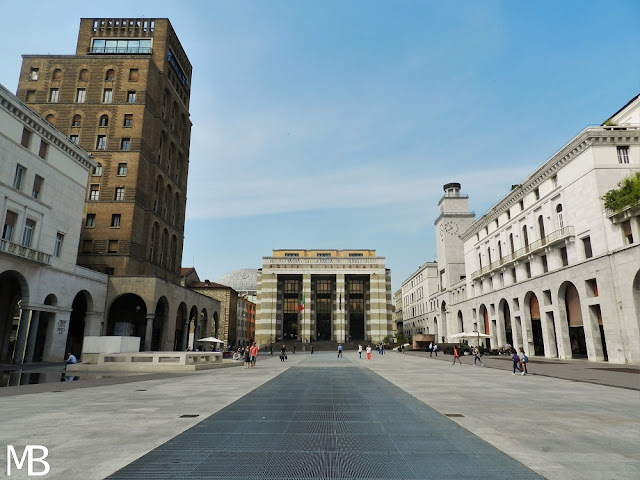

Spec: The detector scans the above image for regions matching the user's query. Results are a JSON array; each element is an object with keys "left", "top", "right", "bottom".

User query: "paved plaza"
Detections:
[{"left": 1, "top": 351, "right": 639, "bottom": 479}]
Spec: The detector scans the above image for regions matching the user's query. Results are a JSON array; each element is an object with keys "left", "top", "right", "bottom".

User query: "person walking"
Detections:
[
  {"left": 358, "top": 344, "right": 363, "bottom": 359},
  {"left": 433, "top": 344, "right": 438, "bottom": 356},
  {"left": 452, "top": 345, "right": 463, "bottom": 365},
  {"left": 511, "top": 349, "right": 521, "bottom": 374},
  {"left": 250, "top": 342, "right": 258, "bottom": 368},
  {"left": 293, "top": 345, "right": 296, "bottom": 355},
  {"left": 519, "top": 347, "right": 528, "bottom": 375},
  {"left": 269, "top": 344, "right": 273, "bottom": 356},
  {"left": 310, "top": 345, "right": 314, "bottom": 354},
  {"left": 243, "top": 345, "right": 251, "bottom": 369},
  {"left": 337, "top": 344, "right": 343, "bottom": 358},
  {"left": 280, "top": 344, "right": 287, "bottom": 362},
  {"left": 366, "top": 345, "right": 372, "bottom": 360},
  {"left": 473, "top": 346, "right": 484, "bottom": 366},
  {"left": 429, "top": 342, "right": 433, "bottom": 357},
  {"left": 380, "top": 343, "right": 385, "bottom": 355}
]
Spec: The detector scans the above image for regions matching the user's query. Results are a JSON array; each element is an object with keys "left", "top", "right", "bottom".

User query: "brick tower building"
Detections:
[{"left": 17, "top": 18, "right": 191, "bottom": 283}]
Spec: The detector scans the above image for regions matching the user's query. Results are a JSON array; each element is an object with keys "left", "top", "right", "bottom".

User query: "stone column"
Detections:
[
  {"left": 334, "top": 274, "right": 345, "bottom": 343},
  {"left": 256, "top": 272, "right": 277, "bottom": 346},
  {"left": 144, "top": 313, "right": 155, "bottom": 351},
  {"left": 369, "top": 272, "right": 388, "bottom": 342},
  {"left": 13, "top": 308, "right": 32, "bottom": 364},
  {"left": 181, "top": 319, "right": 190, "bottom": 351},
  {"left": 301, "top": 274, "right": 312, "bottom": 342},
  {"left": 42, "top": 311, "right": 71, "bottom": 362},
  {"left": 23, "top": 310, "right": 41, "bottom": 363}
]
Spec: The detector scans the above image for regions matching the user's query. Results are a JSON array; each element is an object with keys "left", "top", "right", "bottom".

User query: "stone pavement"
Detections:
[{"left": 0, "top": 351, "right": 638, "bottom": 479}]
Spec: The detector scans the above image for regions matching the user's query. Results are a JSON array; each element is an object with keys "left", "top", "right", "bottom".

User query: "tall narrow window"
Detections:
[
  {"left": 123, "top": 114, "right": 133, "bottom": 127},
  {"left": 85, "top": 214, "right": 96, "bottom": 227},
  {"left": 32, "top": 175, "right": 43, "bottom": 199},
  {"left": 21, "top": 128, "right": 32, "bottom": 148},
  {"left": 541, "top": 255, "right": 548, "bottom": 273},
  {"left": 22, "top": 219, "right": 35, "bottom": 247},
  {"left": 76, "top": 88, "right": 86, "bottom": 103},
  {"left": 560, "top": 246, "right": 569, "bottom": 266},
  {"left": 69, "top": 135, "right": 79, "bottom": 145},
  {"left": 78, "top": 69, "right": 89, "bottom": 81},
  {"left": 72, "top": 114, "right": 82, "bottom": 127},
  {"left": 534, "top": 188, "right": 540, "bottom": 200},
  {"left": 111, "top": 214, "right": 121, "bottom": 227},
  {"left": 622, "top": 220, "right": 634, "bottom": 244},
  {"left": 582, "top": 236, "right": 593, "bottom": 259},
  {"left": 105, "top": 69, "right": 115, "bottom": 81},
  {"left": 102, "top": 88, "right": 112, "bottom": 103},
  {"left": 38, "top": 140, "right": 48, "bottom": 159},
  {"left": 556, "top": 204, "right": 564, "bottom": 229},
  {"left": 617, "top": 146, "right": 630, "bottom": 164},
  {"left": 126, "top": 91, "right": 136, "bottom": 103},
  {"left": 121, "top": 138, "right": 131, "bottom": 151},
  {"left": 96, "top": 135, "right": 107, "bottom": 150},
  {"left": 89, "top": 184, "right": 100, "bottom": 200},
  {"left": 522, "top": 225, "right": 529, "bottom": 248},
  {"left": 117, "top": 163, "right": 127, "bottom": 176},
  {"left": 49, "top": 88, "right": 59, "bottom": 102},
  {"left": 54, "top": 233, "right": 64, "bottom": 257},
  {"left": 29, "top": 68, "right": 39, "bottom": 80},
  {"left": 2, "top": 211, "right": 18, "bottom": 241},
  {"left": 114, "top": 187, "right": 124, "bottom": 201},
  {"left": 93, "top": 163, "right": 103, "bottom": 176},
  {"left": 13, "top": 164, "right": 26, "bottom": 190},
  {"left": 99, "top": 115, "right": 109, "bottom": 127}
]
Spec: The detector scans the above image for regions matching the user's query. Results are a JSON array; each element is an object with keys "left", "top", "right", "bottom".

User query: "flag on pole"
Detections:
[{"left": 298, "top": 293, "right": 305, "bottom": 311}]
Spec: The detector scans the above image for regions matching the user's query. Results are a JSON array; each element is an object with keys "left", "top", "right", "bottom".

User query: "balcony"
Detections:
[
  {"left": 470, "top": 226, "right": 574, "bottom": 280},
  {"left": 0, "top": 239, "right": 51, "bottom": 265}
]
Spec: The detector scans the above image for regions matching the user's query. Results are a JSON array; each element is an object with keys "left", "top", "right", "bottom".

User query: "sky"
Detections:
[{"left": 1, "top": 0, "right": 639, "bottom": 294}]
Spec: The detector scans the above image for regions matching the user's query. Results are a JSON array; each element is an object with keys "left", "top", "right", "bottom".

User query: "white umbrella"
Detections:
[
  {"left": 197, "top": 337, "right": 225, "bottom": 343},
  {"left": 448, "top": 332, "right": 491, "bottom": 345}
]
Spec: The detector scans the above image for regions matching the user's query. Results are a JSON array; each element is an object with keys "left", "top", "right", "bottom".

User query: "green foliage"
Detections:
[
  {"left": 395, "top": 333, "right": 406, "bottom": 345},
  {"left": 603, "top": 119, "right": 618, "bottom": 127},
  {"left": 602, "top": 172, "right": 640, "bottom": 212}
]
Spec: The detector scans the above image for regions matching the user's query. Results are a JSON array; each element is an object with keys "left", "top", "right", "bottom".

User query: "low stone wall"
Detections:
[{"left": 67, "top": 351, "right": 224, "bottom": 372}]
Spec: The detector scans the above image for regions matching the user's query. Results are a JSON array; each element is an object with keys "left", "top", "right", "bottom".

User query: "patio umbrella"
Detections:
[
  {"left": 448, "top": 332, "right": 491, "bottom": 345},
  {"left": 197, "top": 337, "right": 225, "bottom": 343}
]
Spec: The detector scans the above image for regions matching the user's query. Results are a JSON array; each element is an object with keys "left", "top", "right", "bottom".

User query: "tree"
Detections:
[{"left": 602, "top": 172, "right": 640, "bottom": 212}]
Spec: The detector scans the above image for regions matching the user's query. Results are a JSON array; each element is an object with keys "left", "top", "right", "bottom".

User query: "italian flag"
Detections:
[{"left": 298, "top": 294, "right": 305, "bottom": 311}]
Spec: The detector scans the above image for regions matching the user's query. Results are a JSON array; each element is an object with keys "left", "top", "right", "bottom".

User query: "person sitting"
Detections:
[{"left": 65, "top": 352, "right": 77, "bottom": 365}]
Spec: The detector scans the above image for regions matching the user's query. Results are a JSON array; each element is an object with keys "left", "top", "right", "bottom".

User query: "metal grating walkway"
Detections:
[{"left": 108, "top": 366, "right": 542, "bottom": 479}]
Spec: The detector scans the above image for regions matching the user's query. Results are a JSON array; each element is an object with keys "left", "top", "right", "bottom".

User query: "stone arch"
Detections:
[
  {"left": 45, "top": 114, "right": 56, "bottom": 125},
  {"left": 99, "top": 114, "right": 109, "bottom": 127},
  {"left": 187, "top": 305, "right": 199, "bottom": 350},
  {"left": 78, "top": 69, "right": 89, "bottom": 82},
  {"left": 105, "top": 69, "right": 115, "bottom": 81},
  {"left": 558, "top": 281, "right": 589, "bottom": 358},
  {"left": 66, "top": 290, "right": 93, "bottom": 358},
  {"left": 152, "top": 296, "right": 169, "bottom": 351},
  {"left": 52, "top": 68, "right": 62, "bottom": 81},
  {"left": 499, "top": 298, "right": 512, "bottom": 347},
  {"left": 199, "top": 308, "right": 209, "bottom": 348},
  {"left": 174, "top": 302, "right": 187, "bottom": 351},
  {"left": 27, "top": 294, "right": 58, "bottom": 363},
  {"left": 433, "top": 317, "right": 438, "bottom": 341},
  {"left": 478, "top": 304, "right": 491, "bottom": 349},
  {"left": 524, "top": 291, "right": 546, "bottom": 357},
  {"left": 0, "top": 270, "right": 30, "bottom": 363},
  {"left": 106, "top": 293, "right": 147, "bottom": 351},
  {"left": 148, "top": 222, "right": 159, "bottom": 263},
  {"left": 457, "top": 310, "right": 463, "bottom": 333}
]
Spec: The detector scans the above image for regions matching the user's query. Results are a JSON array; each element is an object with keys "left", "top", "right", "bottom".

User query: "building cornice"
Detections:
[{"left": 460, "top": 126, "right": 640, "bottom": 241}]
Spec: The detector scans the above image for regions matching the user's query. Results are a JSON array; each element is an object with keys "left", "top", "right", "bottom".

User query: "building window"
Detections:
[
  {"left": 82, "top": 240, "right": 92, "bottom": 253},
  {"left": 99, "top": 115, "right": 109, "bottom": 127},
  {"left": 96, "top": 135, "right": 107, "bottom": 150},
  {"left": 525, "top": 262, "right": 531, "bottom": 278},
  {"left": 541, "top": 254, "right": 548, "bottom": 273},
  {"left": 76, "top": 88, "right": 86, "bottom": 103},
  {"left": 129, "top": 68, "right": 139, "bottom": 81},
  {"left": 317, "top": 253, "right": 331, "bottom": 257},
  {"left": 38, "top": 140, "right": 48, "bottom": 159},
  {"left": 108, "top": 240, "right": 118, "bottom": 253},
  {"left": 52, "top": 69, "right": 62, "bottom": 81},
  {"left": 284, "top": 253, "right": 299, "bottom": 257},
  {"left": 85, "top": 214, "right": 96, "bottom": 227},
  {"left": 78, "top": 69, "right": 89, "bottom": 82},
  {"left": 32, "top": 175, "right": 43, "bottom": 199},
  {"left": 89, "top": 184, "right": 100, "bottom": 200},
  {"left": 582, "top": 236, "right": 593, "bottom": 259},
  {"left": 69, "top": 135, "right": 79, "bottom": 145},
  {"left": 13, "top": 164, "right": 26, "bottom": 190},
  {"left": 105, "top": 69, "right": 115, "bottom": 81},
  {"left": 123, "top": 114, "right": 133, "bottom": 127},
  {"left": 556, "top": 204, "right": 564, "bottom": 229},
  {"left": 121, "top": 138, "right": 131, "bottom": 151},
  {"left": 586, "top": 278, "right": 599, "bottom": 297},
  {"left": 72, "top": 115, "right": 82, "bottom": 127},
  {"left": 21, "top": 128, "right": 32, "bottom": 148},
  {"left": 126, "top": 91, "right": 136, "bottom": 103},
  {"left": 560, "top": 246, "right": 569, "bottom": 266},
  {"left": 102, "top": 88, "right": 113, "bottom": 103},
  {"left": 117, "top": 163, "right": 127, "bottom": 176},
  {"left": 105, "top": 267, "right": 115, "bottom": 275},
  {"left": 519, "top": 199, "right": 524, "bottom": 211},
  {"left": 534, "top": 188, "right": 540, "bottom": 200},
  {"left": 91, "top": 38, "right": 152, "bottom": 54},
  {"left": 111, "top": 214, "right": 121, "bottom": 227},
  {"left": 29, "top": 68, "right": 39, "bottom": 80},
  {"left": 2, "top": 211, "right": 18, "bottom": 241},
  {"left": 22, "top": 219, "right": 36, "bottom": 247},
  {"left": 511, "top": 267, "right": 517, "bottom": 282},
  {"left": 93, "top": 163, "right": 102, "bottom": 176},
  {"left": 114, "top": 187, "right": 125, "bottom": 201},
  {"left": 49, "top": 88, "right": 59, "bottom": 102},
  {"left": 349, "top": 253, "right": 363, "bottom": 257},
  {"left": 622, "top": 220, "right": 634, "bottom": 244},
  {"left": 617, "top": 146, "right": 630, "bottom": 164},
  {"left": 54, "top": 232, "right": 64, "bottom": 258}
]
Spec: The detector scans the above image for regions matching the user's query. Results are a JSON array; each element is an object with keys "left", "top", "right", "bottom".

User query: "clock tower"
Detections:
[{"left": 434, "top": 183, "right": 475, "bottom": 291}]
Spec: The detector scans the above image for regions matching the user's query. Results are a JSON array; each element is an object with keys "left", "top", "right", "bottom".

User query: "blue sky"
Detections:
[{"left": 1, "top": 1, "right": 639, "bottom": 293}]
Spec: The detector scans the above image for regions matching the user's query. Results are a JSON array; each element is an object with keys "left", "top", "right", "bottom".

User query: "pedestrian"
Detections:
[
  {"left": 250, "top": 342, "right": 258, "bottom": 368},
  {"left": 433, "top": 344, "right": 438, "bottom": 356},
  {"left": 429, "top": 342, "right": 433, "bottom": 357},
  {"left": 310, "top": 345, "right": 314, "bottom": 354},
  {"left": 270, "top": 344, "right": 273, "bottom": 356},
  {"left": 473, "top": 346, "right": 484, "bottom": 366},
  {"left": 519, "top": 347, "right": 528, "bottom": 375},
  {"left": 380, "top": 343, "right": 385, "bottom": 355},
  {"left": 511, "top": 349, "right": 521, "bottom": 374},
  {"left": 452, "top": 345, "right": 462, "bottom": 365},
  {"left": 65, "top": 352, "right": 77, "bottom": 365},
  {"left": 358, "top": 344, "right": 363, "bottom": 358},
  {"left": 400, "top": 344, "right": 404, "bottom": 354},
  {"left": 337, "top": 344, "right": 343, "bottom": 358},
  {"left": 366, "top": 345, "right": 372, "bottom": 360},
  {"left": 243, "top": 345, "right": 250, "bottom": 369},
  {"left": 280, "top": 344, "right": 287, "bottom": 362},
  {"left": 293, "top": 345, "right": 296, "bottom": 355}
]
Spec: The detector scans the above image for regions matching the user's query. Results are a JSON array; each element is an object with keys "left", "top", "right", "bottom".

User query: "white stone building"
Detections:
[
  {"left": 401, "top": 262, "right": 439, "bottom": 340},
  {"left": 422, "top": 94, "right": 640, "bottom": 364},
  {"left": 0, "top": 83, "right": 108, "bottom": 363}
]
